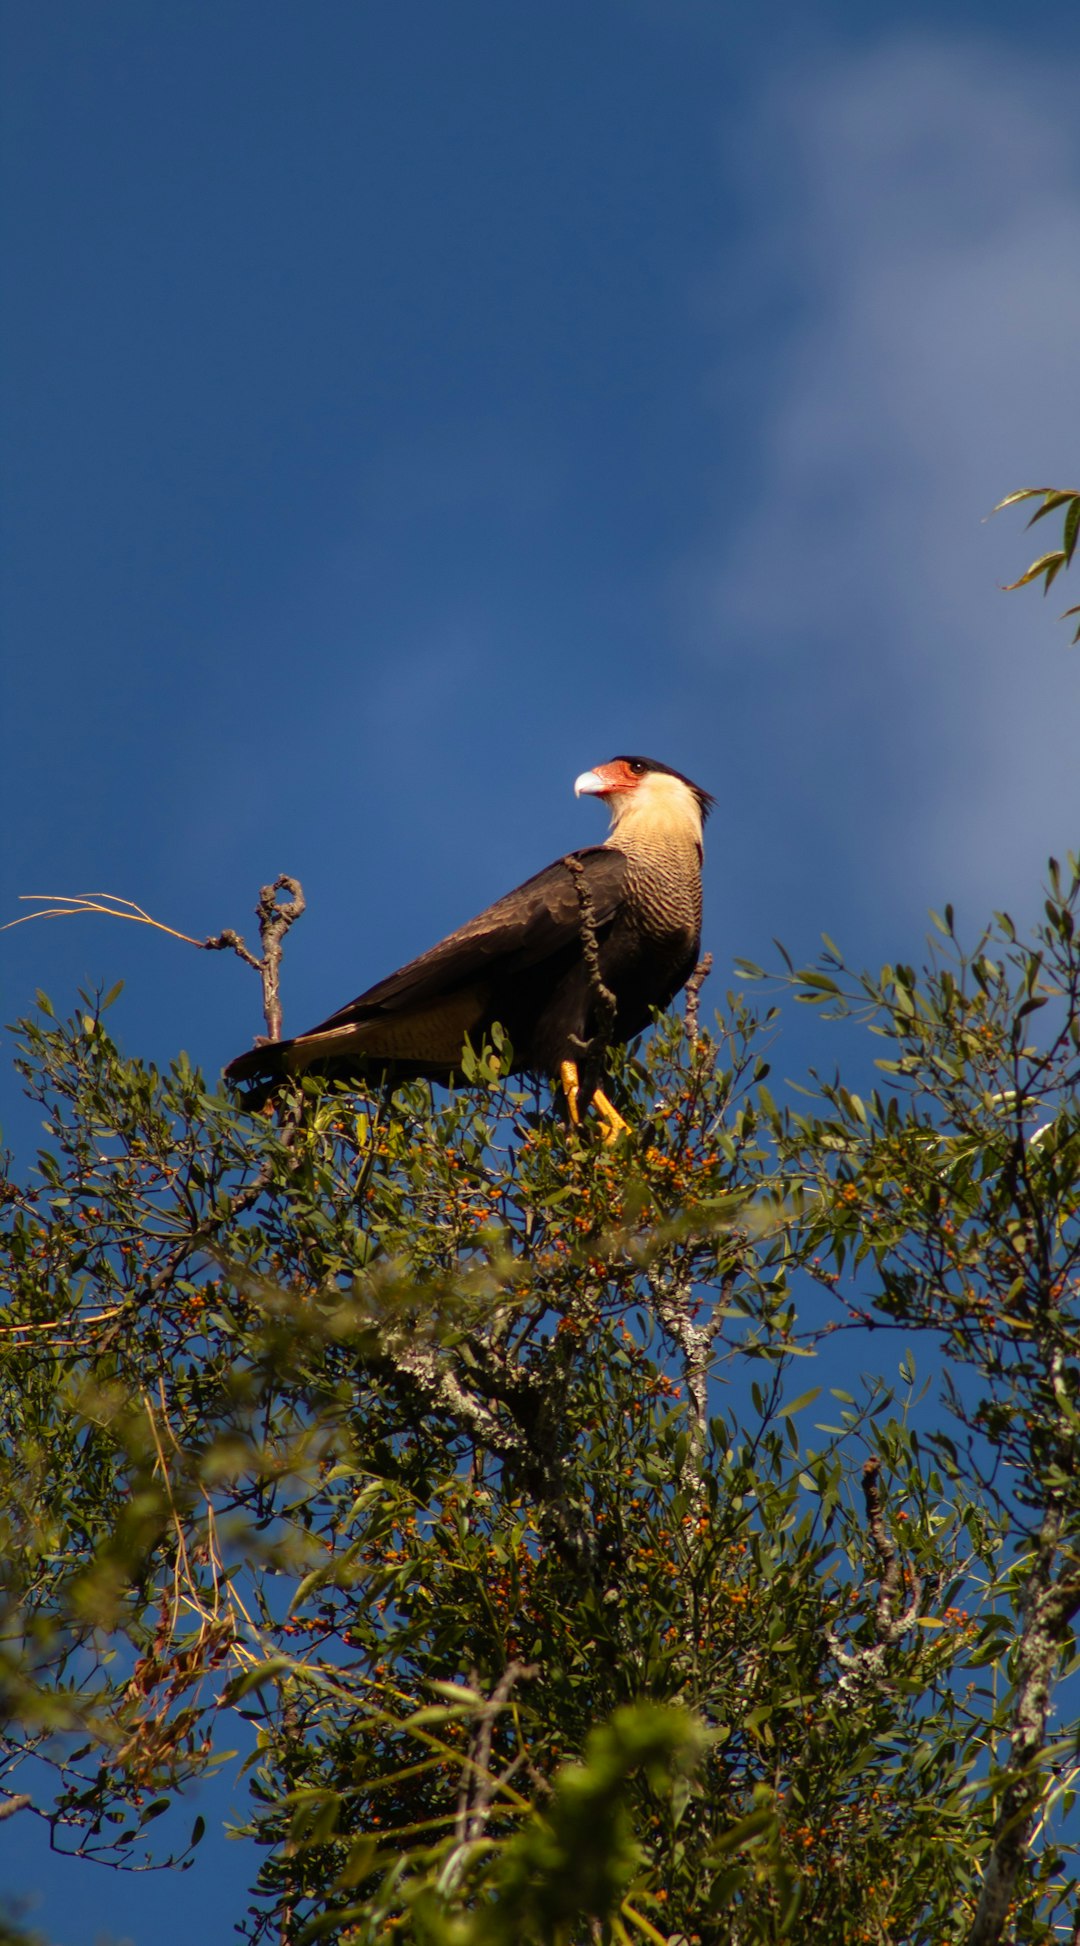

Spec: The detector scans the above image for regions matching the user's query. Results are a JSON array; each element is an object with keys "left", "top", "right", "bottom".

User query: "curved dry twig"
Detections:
[
  {"left": 1, "top": 892, "right": 203, "bottom": 947},
  {"left": 4, "top": 876, "right": 307, "bottom": 1046}
]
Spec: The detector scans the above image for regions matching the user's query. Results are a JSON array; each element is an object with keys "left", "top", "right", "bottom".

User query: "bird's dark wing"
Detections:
[
  {"left": 309, "top": 845, "right": 627, "bottom": 1031},
  {"left": 225, "top": 846, "right": 628, "bottom": 1083}
]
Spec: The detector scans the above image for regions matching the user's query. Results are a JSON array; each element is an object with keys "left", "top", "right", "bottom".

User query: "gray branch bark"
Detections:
[
  {"left": 827, "top": 1457, "right": 922, "bottom": 1703},
  {"left": 966, "top": 1491, "right": 1080, "bottom": 1946},
  {"left": 205, "top": 873, "right": 305, "bottom": 1042}
]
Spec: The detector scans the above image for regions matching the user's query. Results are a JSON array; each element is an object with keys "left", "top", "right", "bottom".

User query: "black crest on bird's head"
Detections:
[{"left": 610, "top": 756, "right": 715, "bottom": 822}]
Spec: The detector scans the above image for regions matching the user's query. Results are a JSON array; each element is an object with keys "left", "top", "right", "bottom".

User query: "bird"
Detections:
[{"left": 225, "top": 756, "right": 712, "bottom": 1140}]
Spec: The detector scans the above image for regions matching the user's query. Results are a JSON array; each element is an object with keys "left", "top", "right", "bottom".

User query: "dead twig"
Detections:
[
  {"left": 2, "top": 892, "right": 204, "bottom": 946},
  {"left": 5, "top": 876, "right": 306, "bottom": 1045},
  {"left": 202, "top": 928, "right": 261, "bottom": 972},
  {"left": 255, "top": 875, "right": 304, "bottom": 1042},
  {"left": 207, "top": 876, "right": 306, "bottom": 1043}
]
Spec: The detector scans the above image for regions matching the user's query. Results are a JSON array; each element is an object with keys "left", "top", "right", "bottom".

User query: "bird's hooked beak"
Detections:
[{"left": 574, "top": 759, "right": 639, "bottom": 800}]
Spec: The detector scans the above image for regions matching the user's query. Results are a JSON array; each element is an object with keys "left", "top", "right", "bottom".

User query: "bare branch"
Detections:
[
  {"left": 444, "top": 1662, "right": 537, "bottom": 1894},
  {"left": 649, "top": 1261, "right": 715, "bottom": 1506},
  {"left": 562, "top": 853, "right": 617, "bottom": 1049},
  {"left": 684, "top": 952, "right": 713, "bottom": 1042},
  {"left": 206, "top": 876, "right": 306, "bottom": 1044},
  {"left": 5, "top": 873, "right": 307, "bottom": 1054},
  {"left": 826, "top": 1457, "right": 922, "bottom": 1703},
  {"left": 202, "top": 928, "right": 261, "bottom": 972},
  {"left": 2, "top": 892, "right": 204, "bottom": 945},
  {"left": 254, "top": 876, "right": 305, "bottom": 1042},
  {"left": 966, "top": 1496, "right": 1080, "bottom": 1946},
  {"left": 862, "top": 1456, "right": 906, "bottom": 1639},
  {"left": 383, "top": 1334, "right": 528, "bottom": 1463}
]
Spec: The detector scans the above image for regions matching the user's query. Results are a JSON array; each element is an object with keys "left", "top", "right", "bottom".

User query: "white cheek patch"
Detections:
[{"left": 614, "top": 773, "right": 704, "bottom": 849}]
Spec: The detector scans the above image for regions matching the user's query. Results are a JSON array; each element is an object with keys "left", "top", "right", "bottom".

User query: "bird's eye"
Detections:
[{"left": 627, "top": 760, "right": 646, "bottom": 775}]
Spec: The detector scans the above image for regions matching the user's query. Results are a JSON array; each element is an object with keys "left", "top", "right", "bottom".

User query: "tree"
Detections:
[{"left": 1, "top": 494, "right": 1078, "bottom": 1945}]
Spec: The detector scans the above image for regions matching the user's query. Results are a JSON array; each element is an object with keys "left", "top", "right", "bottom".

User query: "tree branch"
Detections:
[
  {"left": 827, "top": 1457, "right": 922, "bottom": 1701},
  {"left": 451, "top": 1662, "right": 538, "bottom": 1856},
  {"left": 649, "top": 1261, "right": 716, "bottom": 1509},
  {"left": 966, "top": 1496, "right": 1080, "bottom": 1946},
  {"left": 683, "top": 952, "right": 713, "bottom": 1042},
  {"left": 6, "top": 876, "right": 306, "bottom": 1048},
  {"left": 862, "top": 1455, "right": 905, "bottom": 1639},
  {"left": 562, "top": 853, "right": 617, "bottom": 1061},
  {"left": 205, "top": 874, "right": 305, "bottom": 1042}
]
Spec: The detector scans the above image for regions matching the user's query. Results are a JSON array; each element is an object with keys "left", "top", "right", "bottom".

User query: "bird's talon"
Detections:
[{"left": 593, "top": 1088, "right": 630, "bottom": 1144}]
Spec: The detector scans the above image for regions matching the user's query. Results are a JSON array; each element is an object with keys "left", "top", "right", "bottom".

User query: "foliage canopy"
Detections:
[{"left": 2, "top": 490, "right": 1079, "bottom": 1945}]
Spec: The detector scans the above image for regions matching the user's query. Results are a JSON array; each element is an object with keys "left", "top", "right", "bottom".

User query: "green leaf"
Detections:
[
  {"left": 799, "top": 971, "right": 841, "bottom": 993},
  {"left": 225, "top": 1659, "right": 292, "bottom": 1701},
  {"left": 778, "top": 1387, "right": 822, "bottom": 1418},
  {"left": 332, "top": 1835, "right": 378, "bottom": 1891},
  {"left": 711, "top": 1805, "right": 778, "bottom": 1853},
  {"left": 992, "top": 486, "right": 1055, "bottom": 511},
  {"left": 426, "top": 1679, "right": 484, "bottom": 1705},
  {"left": 1026, "top": 488, "right": 1079, "bottom": 525},
  {"left": 1002, "top": 548, "right": 1065, "bottom": 592}
]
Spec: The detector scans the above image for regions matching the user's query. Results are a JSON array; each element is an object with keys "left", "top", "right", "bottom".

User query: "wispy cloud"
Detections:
[{"left": 692, "top": 35, "right": 1080, "bottom": 930}]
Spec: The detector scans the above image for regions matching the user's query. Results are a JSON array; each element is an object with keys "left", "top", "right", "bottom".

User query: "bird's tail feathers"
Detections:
[{"left": 224, "top": 1023, "right": 377, "bottom": 1110}]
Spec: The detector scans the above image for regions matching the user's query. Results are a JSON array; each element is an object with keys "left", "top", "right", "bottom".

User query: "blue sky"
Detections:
[{"left": 3, "top": 3, "right": 1080, "bottom": 1939}]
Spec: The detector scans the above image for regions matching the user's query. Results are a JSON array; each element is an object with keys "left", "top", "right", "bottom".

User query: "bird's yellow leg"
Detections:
[
  {"left": 560, "top": 1059, "right": 582, "bottom": 1126},
  {"left": 592, "top": 1088, "right": 630, "bottom": 1144}
]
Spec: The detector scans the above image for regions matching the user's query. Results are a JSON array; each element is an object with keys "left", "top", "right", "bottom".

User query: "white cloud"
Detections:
[{"left": 693, "top": 35, "right": 1080, "bottom": 927}]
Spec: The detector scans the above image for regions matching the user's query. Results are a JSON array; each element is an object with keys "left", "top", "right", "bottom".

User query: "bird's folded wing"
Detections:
[{"left": 306, "top": 846, "right": 627, "bottom": 1033}]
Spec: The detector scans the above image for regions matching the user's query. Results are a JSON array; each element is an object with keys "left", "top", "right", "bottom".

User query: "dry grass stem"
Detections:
[{"left": 2, "top": 892, "right": 204, "bottom": 948}]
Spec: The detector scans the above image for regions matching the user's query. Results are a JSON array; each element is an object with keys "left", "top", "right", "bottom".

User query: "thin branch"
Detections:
[
  {"left": 562, "top": 854, "right": 617, "bottom": 1048},
  {"left": 380, "top": 1334, "right": 529, "bottom": 1467},
  {"left": 826, "top": 1457, "right": 922, "bottom": 1701},
  {"left": 683, "top": 952, "right": 713, "bottom": 1042},
  {"left": 0, "top": 1306, "right": 124, "bottom": 1337},
  {"left": 561, "top": 852, "right": 621, "bottom": 1125},
  {"left": 2, "top": 893, "right": 203, "bottom": 945},
  {"left": 443, "top": 1662, "right": 537, "bottom": 1894},
  {"left": 202, "top": 928, "right": 261, "bottom": 972},
  {"left": 140, "top": 1388, "right": 192, "bottom": 1641},
  {"left": 862, "top": 1455, "right": 905, "bottom": 1639},
  {"left": 254, "top": 875, "right": 305, "bottom": 1043},
  {"left": 966, "top": 1495, "right": 1080, "bottom": 1946},
  {"left": 649, "top": 1261, "right": 715, "bottom": 1506},
  {"left": 6, "top": 875, "right": 306, "bottom": 1046},
  {"left": 455, "top": 1662, "right": 537, "bottom": 1846}
]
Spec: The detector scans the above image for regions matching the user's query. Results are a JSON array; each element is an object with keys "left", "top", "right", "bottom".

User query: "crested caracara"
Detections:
[{"left": 225, "top": 756, "right": 712, "bottom": 1138}]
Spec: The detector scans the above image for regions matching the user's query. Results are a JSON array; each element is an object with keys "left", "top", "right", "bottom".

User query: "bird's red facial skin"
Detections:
[{"left": 590, "top": 759, "right": 643, "bottom": 797}]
